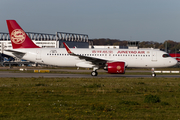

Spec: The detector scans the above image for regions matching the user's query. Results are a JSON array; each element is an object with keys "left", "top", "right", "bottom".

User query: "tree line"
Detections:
[{"left": 93, "top": 38, "right": 180, "bottom": 53}]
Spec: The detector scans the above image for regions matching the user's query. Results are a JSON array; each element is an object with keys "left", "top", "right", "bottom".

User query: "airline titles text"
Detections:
[{"left": 92, "top": 50, "right": 145, "bottom": 54}]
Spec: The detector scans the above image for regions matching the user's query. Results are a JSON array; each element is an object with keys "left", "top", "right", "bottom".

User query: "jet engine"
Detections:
[{"left": 104, "top": 62, "right": 125, "bottom": 74}]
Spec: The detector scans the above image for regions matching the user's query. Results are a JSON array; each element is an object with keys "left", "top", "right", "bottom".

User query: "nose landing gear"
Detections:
[{"left": 151, "top": 68, "right": 156, "bottom": 77}]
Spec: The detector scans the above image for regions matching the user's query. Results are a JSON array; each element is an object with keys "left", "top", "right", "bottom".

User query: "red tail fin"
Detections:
[{"left": 6, "top": 20, "right": 40, "bottom": 49}]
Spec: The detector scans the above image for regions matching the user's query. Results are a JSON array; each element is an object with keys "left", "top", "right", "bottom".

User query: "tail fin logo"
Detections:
[{"left": 11, "top": 29, "right": 26, "bottom": 44}]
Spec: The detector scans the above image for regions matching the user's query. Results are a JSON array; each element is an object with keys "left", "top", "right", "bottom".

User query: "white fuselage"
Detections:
[{"left": 4, "top": 48, "right": 177, "bottom": 68}]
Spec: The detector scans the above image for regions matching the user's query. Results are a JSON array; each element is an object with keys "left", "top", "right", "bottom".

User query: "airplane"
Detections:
[{"left": 4, "top": 20, "right": 177, "bottom": 77}]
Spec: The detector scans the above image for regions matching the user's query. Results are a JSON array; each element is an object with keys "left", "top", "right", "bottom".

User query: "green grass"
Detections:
[{"left": 0, "top": 77, "right": 180, "bottom": 119}]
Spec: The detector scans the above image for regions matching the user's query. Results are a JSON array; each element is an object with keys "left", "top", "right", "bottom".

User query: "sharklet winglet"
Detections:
[{"left": 63, "top": 42, "right": 73, "bottom": 54}]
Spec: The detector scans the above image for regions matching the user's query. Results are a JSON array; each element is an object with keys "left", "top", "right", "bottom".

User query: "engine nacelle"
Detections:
[{"left": 104, "top": 62, "right": 125, "bottom": 74}]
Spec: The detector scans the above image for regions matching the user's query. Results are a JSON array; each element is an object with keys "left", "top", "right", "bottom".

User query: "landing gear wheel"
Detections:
[
  {"left": 91, "top": 71, "right": 98, "bottom": 76},
  {"left": 151, "top": 73, "right": 156, "bottom": 77}
]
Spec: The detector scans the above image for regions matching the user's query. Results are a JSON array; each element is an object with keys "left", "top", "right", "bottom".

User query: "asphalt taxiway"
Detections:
[{"left": 0, "top": 71, "right": 180, "bottom": 78}]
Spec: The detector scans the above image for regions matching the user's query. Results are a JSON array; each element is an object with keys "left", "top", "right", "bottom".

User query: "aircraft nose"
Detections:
[{"left": 171, "top": 58, "right": 178, "bottom": 66}]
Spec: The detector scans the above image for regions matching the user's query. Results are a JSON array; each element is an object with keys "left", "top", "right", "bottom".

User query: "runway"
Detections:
[{"left": 0, "top": 71, "right": 180, "bottom": 78}]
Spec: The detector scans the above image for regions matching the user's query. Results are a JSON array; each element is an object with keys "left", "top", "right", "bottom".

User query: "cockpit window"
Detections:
[{"left": 162, "top": 54, "right": 170, "bottom": 58}]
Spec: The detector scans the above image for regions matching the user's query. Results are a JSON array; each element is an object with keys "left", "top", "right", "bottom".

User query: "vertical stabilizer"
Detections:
[{"left": 6, "top": 20, "right": 40, "bottom": 49}]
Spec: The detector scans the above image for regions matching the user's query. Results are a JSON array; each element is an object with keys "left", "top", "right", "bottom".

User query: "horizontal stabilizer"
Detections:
[{"left": 5, "top": 49, "right": 26, "bottom": 59}]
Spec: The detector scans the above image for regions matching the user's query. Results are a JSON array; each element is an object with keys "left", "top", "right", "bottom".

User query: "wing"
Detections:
[
  {"left": 63, "top": 42, "right": 107, "bottom": 67},
  {"left": 5, "top": 49, "right": 26, "bottom": 59}
]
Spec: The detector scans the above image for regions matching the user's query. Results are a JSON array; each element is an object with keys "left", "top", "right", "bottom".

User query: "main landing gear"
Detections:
[
  {"left": 91, "top": 71, "right": 98, "bottom": 76},
  {"left": 151, "top": 68, "right": 156, "bottom": 77},
  {"left": 91, "top": 67, "right": 98, "bottom": 76}
]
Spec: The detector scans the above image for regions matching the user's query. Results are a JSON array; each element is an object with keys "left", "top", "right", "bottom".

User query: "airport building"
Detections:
[{"left": 0, "top": 32, "right": 89, "bottom": 49}]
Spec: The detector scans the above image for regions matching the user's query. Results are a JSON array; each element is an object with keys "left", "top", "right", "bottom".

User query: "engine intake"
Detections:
[{"left": 104, "top": 62, "right": 125, "bottom": 74}]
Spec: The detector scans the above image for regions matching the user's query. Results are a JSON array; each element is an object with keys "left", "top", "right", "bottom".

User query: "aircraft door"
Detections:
[
  {"left": 36, "top": 50, "right": 42, "bottom": 60},
  {"left": 152, "top": 51, "right": 157, "bottom": 61}
]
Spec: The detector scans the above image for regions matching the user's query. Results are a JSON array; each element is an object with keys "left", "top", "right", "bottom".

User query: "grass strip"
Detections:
[{"left": 0, "top": 77, "right": 180, "bottom": 119}]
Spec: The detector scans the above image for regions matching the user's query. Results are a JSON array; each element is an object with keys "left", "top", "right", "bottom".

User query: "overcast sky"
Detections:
[{"left": 1, "top": 0, "right": 180, "bottom": 42}]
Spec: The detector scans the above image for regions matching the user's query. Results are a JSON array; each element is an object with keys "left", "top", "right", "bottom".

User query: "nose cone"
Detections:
[{"left": 170, "top": 58, "right": 178, "bottom": 66}]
